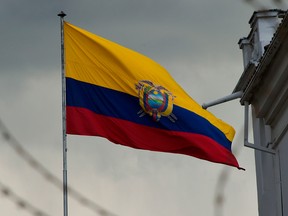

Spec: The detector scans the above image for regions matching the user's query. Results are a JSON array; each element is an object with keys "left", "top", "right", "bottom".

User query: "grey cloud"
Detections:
[{"left": 0, "top": 0, "right": 274, "bottom": 215}]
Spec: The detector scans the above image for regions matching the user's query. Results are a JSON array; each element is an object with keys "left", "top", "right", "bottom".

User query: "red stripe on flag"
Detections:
[{"left": 66, "top": 106, "right": 239, "bottom": 168}]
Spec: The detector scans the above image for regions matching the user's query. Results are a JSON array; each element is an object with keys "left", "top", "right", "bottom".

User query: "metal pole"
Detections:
[
  {"left": 244, "top": 101, "right": 249, "bottom": 145},
  {"left": 58, "top": 11, "right": 68, "bottom": 216},
  {"left": 202, "top": 91, "right": 243, "bottom": 109},
  {"left": 243, "top": 101, "right": 276, "bottom": 154}
]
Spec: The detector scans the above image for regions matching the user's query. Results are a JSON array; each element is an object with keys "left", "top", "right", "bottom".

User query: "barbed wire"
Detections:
[
  {"left": 242, "top": 0, "right": 267, "bottom": 10},
  {"left": 214, "top": 3, "right": 287, "bottom": 215},
  {"left": 0, "top": 118, "right": 118, "bottom": 216},
  {"left": 214, "top": 126, "right": 244, "bottom": 216},
  {"left": 273, "top": 0, "right": 288, "bottom": 9},
  {"left": 0, "top": 180, "right": 51, "bottom": 216},
  {"left": 241, "top": 0, "right": 288, "bottom": 10}
]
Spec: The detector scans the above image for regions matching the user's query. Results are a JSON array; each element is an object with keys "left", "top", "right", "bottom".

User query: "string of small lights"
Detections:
[{"left": 0, "top": 118, "right": 118, "bottom": 216}]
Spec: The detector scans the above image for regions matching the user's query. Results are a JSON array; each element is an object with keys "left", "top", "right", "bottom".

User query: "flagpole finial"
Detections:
[{"left": 58, "top": 11, "right": 66, "bottom": 18}]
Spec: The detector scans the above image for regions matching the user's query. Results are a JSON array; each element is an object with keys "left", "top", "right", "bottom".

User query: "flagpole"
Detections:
[{"left": 58, "top": 11, "right": 68, "bottom": 216}]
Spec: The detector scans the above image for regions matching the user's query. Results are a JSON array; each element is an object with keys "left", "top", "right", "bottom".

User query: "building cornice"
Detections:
[{"left": 234, "top": 10, "right": 288, "bottom": 106}]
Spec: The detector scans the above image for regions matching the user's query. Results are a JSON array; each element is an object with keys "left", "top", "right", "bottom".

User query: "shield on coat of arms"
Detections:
[{"left": 135, "top": 80, "right": 177, "bottom": 122}]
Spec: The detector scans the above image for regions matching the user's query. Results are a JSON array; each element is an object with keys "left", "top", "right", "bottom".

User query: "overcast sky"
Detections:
[{"left": 0, "top": 1, "right": 287, "bottom": 216}]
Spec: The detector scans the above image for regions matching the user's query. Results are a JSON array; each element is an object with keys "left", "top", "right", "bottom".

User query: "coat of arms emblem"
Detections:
[{"left": 135, "top": 80, "right": 177, "bottom": 122}]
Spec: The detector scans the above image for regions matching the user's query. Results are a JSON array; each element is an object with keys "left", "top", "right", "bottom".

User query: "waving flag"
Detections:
[{"left": 64, "top": 22, "right": 240, "bottom": 168}]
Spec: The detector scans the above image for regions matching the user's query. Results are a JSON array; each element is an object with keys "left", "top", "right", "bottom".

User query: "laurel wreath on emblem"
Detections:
[{"left": 135, "top": 80, "right": 177, "bottom": 122}]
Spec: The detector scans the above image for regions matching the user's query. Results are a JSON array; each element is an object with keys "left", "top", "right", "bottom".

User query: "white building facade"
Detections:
[{"left": 235, "top": 9, "right": 288, "bottom": 216}]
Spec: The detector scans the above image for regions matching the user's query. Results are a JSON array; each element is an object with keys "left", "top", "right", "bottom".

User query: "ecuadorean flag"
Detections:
[{"left": 64, "top": 22, "right": 241, "bottom": 169}]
